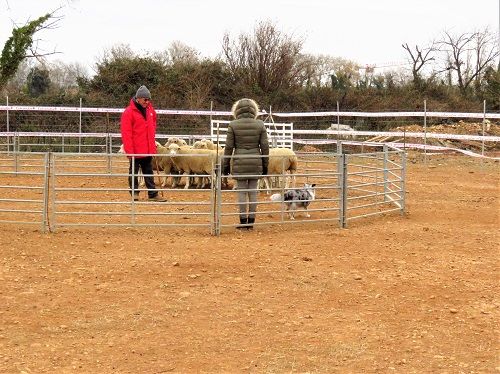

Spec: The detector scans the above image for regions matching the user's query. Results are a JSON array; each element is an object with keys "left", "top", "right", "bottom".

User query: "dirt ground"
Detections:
[{"left": 0, "top": 153, "right": 498, "bottom": 373}]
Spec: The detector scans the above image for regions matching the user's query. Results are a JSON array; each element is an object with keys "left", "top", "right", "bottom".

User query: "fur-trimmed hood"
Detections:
[{"left": 231, "top": 98, "right": 259, "bottom": 119}]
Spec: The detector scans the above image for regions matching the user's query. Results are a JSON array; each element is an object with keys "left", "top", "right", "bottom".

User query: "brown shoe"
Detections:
[{"left": 148, "top": 195, "right": 167, "bottom": 202}]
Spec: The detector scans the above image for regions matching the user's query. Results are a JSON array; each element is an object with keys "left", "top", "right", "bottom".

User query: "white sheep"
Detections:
[
  {"left": 199, "top": 139, "right": 233, "bottom": 188},
  {"left": 153, "top": 142, "right": 182, "bottom": 188},
  {"left": 167, "top": 144, "right": 217, "bottom": 189},
  {"left": 260, "top": 148, "right": 298, "bottom": 193},
  {"left": 164, "top": 137, "right": 188, "bottom": 148},
  {"left": 193, "top": 140, "right": 208, "bottom": 149},
  {"left": 201, "top": 139, "right": 224, "bottom": 154},
  {"left": 328, "top": 123, "right": 355, "bottom": 131}
]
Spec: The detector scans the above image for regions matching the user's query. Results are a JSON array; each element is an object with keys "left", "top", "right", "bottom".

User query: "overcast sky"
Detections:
[{"left": 1, "top": 0, "right": 499, "bottom": 75}]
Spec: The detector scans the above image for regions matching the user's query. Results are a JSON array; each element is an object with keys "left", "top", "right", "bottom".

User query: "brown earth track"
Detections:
[{"left": 0, "top": 153, "right": 498, "bottom": 373}]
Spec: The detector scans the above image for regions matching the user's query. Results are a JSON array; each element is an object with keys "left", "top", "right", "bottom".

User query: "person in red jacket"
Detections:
[{"left": 121, "top": 85, "right": 166, "bottom": 202}]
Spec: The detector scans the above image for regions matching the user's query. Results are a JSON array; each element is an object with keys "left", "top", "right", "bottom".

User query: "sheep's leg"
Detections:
[
  {"left": 284, "top": 173, "right": 290, "bottom": 190},
  {"left": 287, "top": 203, "right": 295, "bottom": 220},
  {"left": 170, "top": 169, "right": 180, "bottom": 188},
  {"left": 183, "top": 172, "right": 191, "bottom": 189},
  {"left": 200, "top": 176, "right": 207, "bottom": 189},
  {"left": 171, "top": 175, "right": 178, "bottom": 188},
  {"left": 160, "top": 167, "right": 169, "bottom": 187},
  {"left": 290, "top": 171, "right": 296, "bottom": 188},
  {"left": 275, "top": 176, "right": 281, "bottom": 189},
  {"left": 263, "top": 177, "right": 271, "bottom": 194},
  {"left": 195, "top": 175, "right": 205, "bottom": 189},
  {"left": 172, "top": 174, "right": 181, "bottom": 188},
  {"left": 188, "top": 174, "right": 197, "bottom": 189},
  {"left": 257, "top": 178, "right": 265, "bottom": 191}
]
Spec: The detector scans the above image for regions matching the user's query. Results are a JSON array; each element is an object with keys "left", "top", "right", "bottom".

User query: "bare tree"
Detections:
[
  {"left": 168, "top": 41, "right": 200, "bottom": 65},
  {"left": 297, "top": 54, "right": 360, "bottom": 88},
  {"left": 49, "top": 60, "right": 89, "bottom": 88},
  {"left": 98, "top": 44, "right": 136, "bottom": 63},
  {"left": 221, "top": 20, "right": 305, "bottom": 93},
  {"left": 402, "top": 41, "right": 438, "bottom": 87},
  {"left": 439, "top": 28, "right": 499, "bottom": 94}
]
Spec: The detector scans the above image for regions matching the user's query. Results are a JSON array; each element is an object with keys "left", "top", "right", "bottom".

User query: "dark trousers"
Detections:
[
  {"left": 236, "top": 179, "right": 259, "bottom": 219},
  {"left": 128, "top": 156, "right": 157, "bottom": 198}
]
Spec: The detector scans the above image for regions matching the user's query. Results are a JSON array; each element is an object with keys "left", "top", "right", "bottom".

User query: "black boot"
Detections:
[
  {"left": 236, "top": 216, "right": 248, "bottom": 230},
  {"left": 247, "top": 217, "right": 255, "bottom": 230}
]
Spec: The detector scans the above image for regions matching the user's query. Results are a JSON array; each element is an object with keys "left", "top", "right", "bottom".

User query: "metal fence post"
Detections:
[
  {"left": 42, "top": 152, "right": 50, "bottom": 233},
  {"left": 482, "top": 100, "right": 486, "bottom": 161},
  {"left": 213, "top": 162, "right": 222, "bottom": 236},
  {"left": 424, "top": 99, "right": 427, "bottom": 165},
  {"left": 49, "top": 152, "right": 56, "bottom": 232},
  {"left": 131, "top": 157, "right": 136, "bottom": 224},
  {"left": 338, "top": 153, "right": 347, "bottom": 228},
  {"left": 106, "top": 134, "right": 112, "bottom": 174},
  {"left": 400, "top": 151, "right": 406, "bottom": 215},
  {"left": 13, "top": 134, "right": 19, "bottom": 174},
  {"left": 78, "top": 98, "right": 82, "bottom": 153},
  {"left": 336, "top": 101, "right": 340, "bottom": 132},
  {"left": 6, "top": 95, "right": 9, "bottom": 133},
  {"left": 383, "top": 144, "right": 389, "bottom": 202}
]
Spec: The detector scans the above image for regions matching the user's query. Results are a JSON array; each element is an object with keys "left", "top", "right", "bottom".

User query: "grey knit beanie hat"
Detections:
[{"left": 135, "top": 85, "right": 151, "bottom": 99}]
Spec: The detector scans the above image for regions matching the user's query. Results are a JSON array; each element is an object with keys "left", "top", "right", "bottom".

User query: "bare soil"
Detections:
[{"left": 0, "top": 153, "right": 498, "bottom": 373}]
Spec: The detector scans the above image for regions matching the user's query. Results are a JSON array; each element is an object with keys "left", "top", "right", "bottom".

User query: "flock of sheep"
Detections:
[{"left": 119, "top": 137, "right": 298, "bottom": 192}]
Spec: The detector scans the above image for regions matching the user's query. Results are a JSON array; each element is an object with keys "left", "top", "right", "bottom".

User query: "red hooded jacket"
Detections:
[{"left": 120, "top": 98, "right": 157, "bottom": 157}]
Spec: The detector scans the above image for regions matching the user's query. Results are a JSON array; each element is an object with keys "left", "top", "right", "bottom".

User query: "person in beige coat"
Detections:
[{"left": 222, "top": 98, "right": 269, "bottom": 230}]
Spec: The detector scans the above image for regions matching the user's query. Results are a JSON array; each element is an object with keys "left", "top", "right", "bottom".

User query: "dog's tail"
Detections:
[{"left": 270, "top": 193, "right": 282, "bottom": 202}]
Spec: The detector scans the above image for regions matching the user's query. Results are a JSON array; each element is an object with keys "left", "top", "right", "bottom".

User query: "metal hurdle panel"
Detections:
[
  {"left": 48, "top": 152, "right": 215, "bottom": 231},
  {"left": 342, "top": 144, "right": 406, "bottom": 227},
  {"left": 0, "top": 151, "right": 49, "bottom": 231},
  {"left": 214, "top": 152, "right": 342, "bottom": 234}
]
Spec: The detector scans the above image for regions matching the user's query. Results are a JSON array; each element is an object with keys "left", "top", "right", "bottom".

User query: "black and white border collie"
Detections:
[{"left": 270, "top": 183, "right": 316, "bottom": 220}]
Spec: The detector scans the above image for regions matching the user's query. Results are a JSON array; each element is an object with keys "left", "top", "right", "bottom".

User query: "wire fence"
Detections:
[{"left": 1, "top": 103, "right": 498, "bottom": 158}]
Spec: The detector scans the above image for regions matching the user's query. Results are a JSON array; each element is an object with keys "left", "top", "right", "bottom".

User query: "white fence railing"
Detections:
[
  {"left": 1, "top": 129, "right": 498, "bottom": 159},
  {"left": 1, "top": 105, "right": 499, "bottom": 119},
  {"left": 210, "top": 120, "right": 294, "bottom": 149}
]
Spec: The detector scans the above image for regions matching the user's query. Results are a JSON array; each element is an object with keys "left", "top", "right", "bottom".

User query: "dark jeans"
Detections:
[{"left": 128, "top": 156, "right": 158, "bottom": 198}]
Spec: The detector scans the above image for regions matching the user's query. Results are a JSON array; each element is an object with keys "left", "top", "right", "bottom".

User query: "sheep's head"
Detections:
[
  {"left": 165, "top": 137, "right": 188, "bottom": 148},
  {"left": 203, "top": 139, "right": 216, "bottom": 150},
  {"left": 193, "top": 140, "right": 208, "bottom": 149},
  {"left": 168, "top": 143, "right": 180, "bottom": 155}
]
